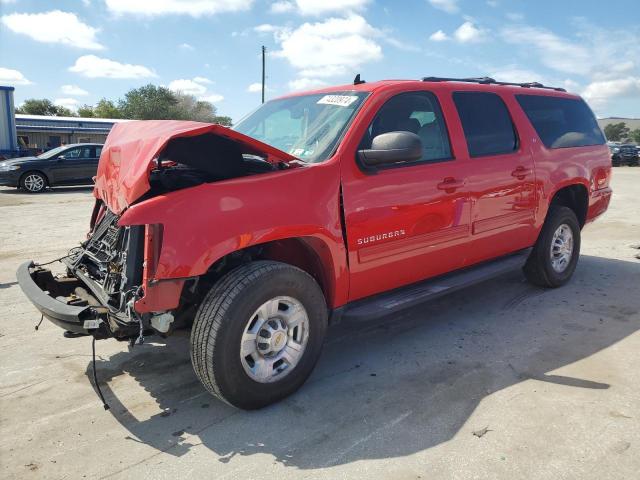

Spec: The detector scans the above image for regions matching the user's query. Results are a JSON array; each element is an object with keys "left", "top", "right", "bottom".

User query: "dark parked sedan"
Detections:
[
  {"left": 611, "top": 144, "right": 639, "bottom": 166},
  {"left": 0, "top": 143, "right": 102, "bottom": 193}
]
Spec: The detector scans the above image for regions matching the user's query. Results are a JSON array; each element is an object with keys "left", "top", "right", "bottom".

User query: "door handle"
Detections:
[
  {"left": 511, "top": 166, "right": 532, "bottom": 179},
  {"left": 437, "top": 177, "right": 465, "bottom": 192}
]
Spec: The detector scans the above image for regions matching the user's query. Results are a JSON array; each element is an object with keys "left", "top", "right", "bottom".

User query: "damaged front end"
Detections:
[
  {"left": 17, "top": 120, "right": 302, "bottom": 340},
  {"left": 18, "top": 207, "right": 149, "bottom": 340}
]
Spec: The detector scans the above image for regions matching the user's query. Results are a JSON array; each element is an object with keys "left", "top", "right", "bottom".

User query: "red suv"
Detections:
[{"left": 17, "top": 77, "right": 612, "bottom": 409}]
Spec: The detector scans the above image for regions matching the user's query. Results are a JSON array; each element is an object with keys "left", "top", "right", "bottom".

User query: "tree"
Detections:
[
  {"left": 16, "top": 98, "right": 76, "bottom": 117},
  {"left": 173, "top": 92, "right": 232, "bottom": 125},
  {"left": 604, "top": 122, "right": 630, "bottom": 142},
  {"left": 119, "top": 84, "right": 178, "bottom": 120},
  {"left": 93, "top": 99, "right": 121, "bottom": 118},
  {"left": 630, "top": 129, "right": 640, "bottom": 144},
  {"left": 77, "top": 105, "right": 95, "bottom": 117}
]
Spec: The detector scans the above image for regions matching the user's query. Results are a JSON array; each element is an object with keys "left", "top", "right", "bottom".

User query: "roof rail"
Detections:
[{"left": 422, "top": 76, "right": 566, "bottom": 92}]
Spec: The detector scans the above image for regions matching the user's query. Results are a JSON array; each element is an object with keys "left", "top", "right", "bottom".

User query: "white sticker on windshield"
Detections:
[{"left": 317, "top": 95, "right": 359, "bottom": 107}]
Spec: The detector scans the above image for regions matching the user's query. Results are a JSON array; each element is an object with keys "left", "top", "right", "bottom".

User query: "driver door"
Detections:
[
  {"left": 49, "top": 146, "right": 93, "bottom": 184},
  {"left": 341, "top": 90, "right": 472, "bottom": 301}
]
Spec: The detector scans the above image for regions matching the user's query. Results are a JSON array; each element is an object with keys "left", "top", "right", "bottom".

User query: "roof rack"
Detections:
[{"left": 422, "top": 76, "right": 566, "bottom": 92}]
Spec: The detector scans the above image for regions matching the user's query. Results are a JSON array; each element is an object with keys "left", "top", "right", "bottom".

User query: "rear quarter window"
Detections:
[{"left": 515, "top": 94, "right": 605, "bottom": 149}]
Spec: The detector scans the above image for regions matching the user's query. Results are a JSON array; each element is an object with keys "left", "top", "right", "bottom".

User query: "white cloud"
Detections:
[
  {"left": 486, "top": 0, "right": 498, "bottom": 6},
  {"left": 0, "top": 67, "right": 32, "bottom": 85},
  {"left": 384, "top": 36, "right": 420, "bottom": 52},
  {"left": 169, "top": 77, "right": 222, "bottom": 103},
  {"left": 169, "top": 78, "right": 208, "bottom": 95},
  {"left": 270, "top": 1, "right": 294, "bottom": 13},
  {"left": 582, "top": 77, "right": 640, "bottom": 108},
  {"left": 294, "top": 0, "right": 370, "bottom": 15},
  {"left": 454, "top": 22, "right": 487, "bottom": 43},
  {"left": 61, "top": 84, "right": 89, "bottom": 96},
  {"left": 288, "top": 78, "right": 327, "bottom": 91},
  {"left": 54, "top": 98, "right": 80, "bottom": 111},
  {"left": 69, "top": 55, "right": 157, "bottom": 79},
  {"left": 271, "top": 14, "right": 383, "bottom": 78},
  {"left": 1, "top": 10, "right": 104, "bottom": 50},
  {"left": 427, "top": 0, "right": 459, "bottom": 14},
  {"left": 247, "top": 82, "right": 262, "bottom": 93},
  {"left": 429, "top": 30, "right": 449, "bottom": 42},
  {"left": 104, "top": 0, "right": 253, "bottom": 17},
  {"left": 199, "top": 93, "right": 224, "bottom": 103},
  {"left": 501, "top": 25, "right": 590, "bottom": 75},
  {"left": 269, "top": 0, "right": 371, "bottom": 16},
  {"left": 179, "top": 42, "right": 194, "bottom": 50}
]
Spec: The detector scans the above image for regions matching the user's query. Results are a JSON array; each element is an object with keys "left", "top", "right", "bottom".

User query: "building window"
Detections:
[{"left": 18, "top": 135, "right": 29, "bottom": 147}]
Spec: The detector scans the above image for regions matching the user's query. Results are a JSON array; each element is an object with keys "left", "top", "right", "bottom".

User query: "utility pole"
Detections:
[{"left": 261, "top": 45, "right": 266, "bottom": 104}]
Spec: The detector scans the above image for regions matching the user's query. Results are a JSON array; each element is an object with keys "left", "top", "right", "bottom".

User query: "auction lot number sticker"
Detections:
[{"left": 317, "top": 95, "right": 359, "bottom": 107}]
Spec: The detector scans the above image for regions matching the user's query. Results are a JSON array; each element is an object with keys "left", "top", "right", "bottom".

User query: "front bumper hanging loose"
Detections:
[{"left": 16, "top": 261, "right": 105, "bottom": 336}]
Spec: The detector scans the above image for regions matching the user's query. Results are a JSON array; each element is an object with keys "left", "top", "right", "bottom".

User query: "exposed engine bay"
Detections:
[{"left": 147, "top": 132, "right": 284, "bottom": 196}]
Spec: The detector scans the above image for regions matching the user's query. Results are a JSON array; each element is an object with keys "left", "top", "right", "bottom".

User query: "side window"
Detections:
[
  {"left": 95, "top": 146, "right": 103, "bottom": 158},
  {"left": 453, "top": 92, "right": 518, "bottom": 157},
  {"left": 515, "top": 94, "right": 605, "bottom": 148},
  {"left": 361, "top": 91, "right": 452, "bottom": 163},
  {"left": 64, "top": 147, "right": 92, "bottom": 159},
  {"left": 63, "top": 147, "right": 82, "bottom": 159}
]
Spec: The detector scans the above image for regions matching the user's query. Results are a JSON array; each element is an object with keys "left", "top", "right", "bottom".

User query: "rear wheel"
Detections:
[
  {"left": 190, "top": 261, "right": 328, "bottom": 409},
  {"left": 20, "top": 171, "right": 47, "bottom": 193},
  {"left": 524, "top": 206, "right": 581, "bottom": 288}
]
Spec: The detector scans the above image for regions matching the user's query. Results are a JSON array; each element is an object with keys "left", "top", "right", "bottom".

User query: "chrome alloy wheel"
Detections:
[
  {"left": 240, "top": 296, "right": 310, "bottom": 383},
  {"left": 23, "top": 174, "right": 45, "bottom": 192},
  {"left": 550, "top": 223, "right": 574, "bottom": 273}
]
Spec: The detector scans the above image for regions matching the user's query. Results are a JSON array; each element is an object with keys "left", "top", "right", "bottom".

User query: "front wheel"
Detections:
[
  {"left": 190, "top": 261, "right": 328, "bottom": 409},
  {"left": 20, "top": 171, "right": 47, "bottom": 193},
  {"left": 524, "top": 206, "right": 581, "bottom": 288}
]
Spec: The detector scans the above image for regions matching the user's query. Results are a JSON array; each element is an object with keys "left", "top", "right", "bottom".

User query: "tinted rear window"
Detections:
[
  {"left": 516, "top": 95, "right": 605, "bottom": 149},
  {"left": 453, "top": 92, "right": 518, "bottom": 157}
]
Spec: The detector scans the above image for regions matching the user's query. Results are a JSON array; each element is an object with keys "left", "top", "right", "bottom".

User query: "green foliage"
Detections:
[
  {"left": 93, "top": 99, "right": 122, "bottom": 119},
  {"left": 16, "top": 98, "right": 76, "bottom": 117},
  {"left": 604, "top": 122, "right": 630, "bottom": 142},
  {"left": 629, "top": 129, "right": 640, "bottom": 144},
  {"left": 77, "top": 105, "right": 95, "bottom": 117},
  {"left": 118, "top": 84, "right": 178, "bottom": 120},
  {"left": 15, "top": 85, "right": 232, "bottom": 124}
]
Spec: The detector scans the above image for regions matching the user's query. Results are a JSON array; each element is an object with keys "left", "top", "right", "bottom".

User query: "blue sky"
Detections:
[{"left": 1, "top": 0, "right": 639, "bottom": 122}]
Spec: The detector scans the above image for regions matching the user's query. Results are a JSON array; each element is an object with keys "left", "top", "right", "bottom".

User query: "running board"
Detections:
[{"left": 342, "top": 248, "right": 531, "bottom": 322}]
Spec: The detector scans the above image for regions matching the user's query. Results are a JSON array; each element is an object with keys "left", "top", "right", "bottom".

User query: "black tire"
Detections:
[
  {"left": 190, "top": 260, "right": 328, "bottom": 409},
  {"left": 19, "top": 171, "right": 48, "bottom": 193},
  {"left": 524, "top": 206, "right": 581, "bottom": 288}
]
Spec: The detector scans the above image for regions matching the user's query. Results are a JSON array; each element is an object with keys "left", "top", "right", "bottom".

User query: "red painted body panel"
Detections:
[{"left": 94, "top": 80, "right": 612, "bottom": 314}]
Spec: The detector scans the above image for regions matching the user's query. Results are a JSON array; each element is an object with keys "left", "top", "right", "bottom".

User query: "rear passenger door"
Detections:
[
  {"left": 86, "top": 146, "right": 102, "bottom": 181},
  {"left": 451, "top": 91, "right": 537, "bottom": 265},
  {"left": 341, "top": 90, "right": 472, "bottom": 301}
]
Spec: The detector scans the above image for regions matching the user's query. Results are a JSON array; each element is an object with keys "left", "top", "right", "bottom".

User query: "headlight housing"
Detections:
[{"left": 0, "top": 163, "right": 21, "bottom": 172}]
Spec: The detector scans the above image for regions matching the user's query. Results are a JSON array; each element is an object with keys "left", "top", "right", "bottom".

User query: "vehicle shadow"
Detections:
[{"left": 86, "top": 254, "right": 640, "bottom": 469}]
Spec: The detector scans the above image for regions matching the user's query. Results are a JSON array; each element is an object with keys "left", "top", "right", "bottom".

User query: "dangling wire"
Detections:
[
  {"left": 34, "top": 314, "right": 44, "bottom": 331},
  {"left": 91, "top": 337, "right": 110, "bottom": 410}
]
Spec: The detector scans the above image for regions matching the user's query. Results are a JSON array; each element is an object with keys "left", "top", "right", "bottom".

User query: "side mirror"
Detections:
[
  {"left": 57, "top": 155, "right": 66, "bottom": 161},
  {"left": 358, "top": 131, "right": 423, "bottom": 167}
]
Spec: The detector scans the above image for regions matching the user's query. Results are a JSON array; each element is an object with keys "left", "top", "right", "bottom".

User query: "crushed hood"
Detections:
[{"left": 94, "top": 120, "right": 298, "bottom": 215}]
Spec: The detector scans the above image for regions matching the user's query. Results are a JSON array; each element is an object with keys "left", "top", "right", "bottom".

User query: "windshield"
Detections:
[
  {"left": 37, "top": 145, "right": 68, "bottom": 159},
  {"left": 233, "top": 91, "right": 368, "bottom": 163}
]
